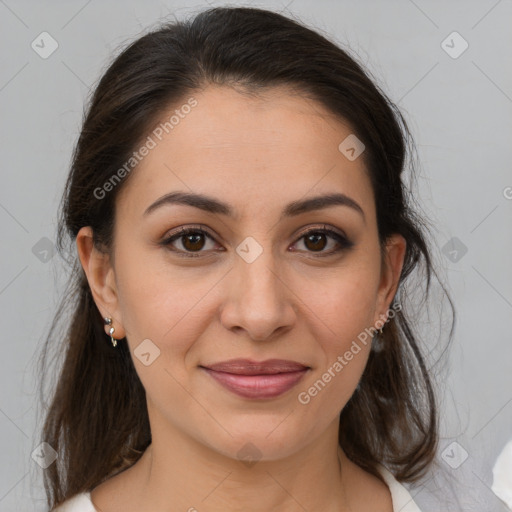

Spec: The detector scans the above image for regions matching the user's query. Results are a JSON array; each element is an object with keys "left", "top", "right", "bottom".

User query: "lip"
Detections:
[
  {"left": 202, "top": 358, "right": 309, "bottom": 375},
  {"left": 200, "top": 359, "right": 310, "bottom": 399}
]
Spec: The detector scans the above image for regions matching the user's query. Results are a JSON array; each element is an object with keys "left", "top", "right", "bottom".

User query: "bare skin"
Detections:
[{"left": 77, "top": 84, "right": 405, "bottom": 511}]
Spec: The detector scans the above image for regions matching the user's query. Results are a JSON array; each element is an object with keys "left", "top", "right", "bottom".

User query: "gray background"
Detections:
[{"left": 0, "top": 0, "right": 511, "bottom": 510}]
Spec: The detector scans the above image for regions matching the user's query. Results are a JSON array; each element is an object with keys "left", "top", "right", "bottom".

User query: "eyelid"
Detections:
[{"left": 294, "top": 224, "right": 348, "bottom": 241}]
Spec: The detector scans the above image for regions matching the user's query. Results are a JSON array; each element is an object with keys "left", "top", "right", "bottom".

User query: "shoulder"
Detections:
[
  {"left": 376, "top": 464, "right": 423, "bottom": 512},
  {"left": 52, "top": 492, "right": 96, "bottom": 512}
]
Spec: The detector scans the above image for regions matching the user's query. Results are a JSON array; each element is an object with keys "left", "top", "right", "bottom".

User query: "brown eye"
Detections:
[
  {"left": 181, "top": 232, "right": 206, "bottom": 251},
  {"left": 292, "top": 227, "right": 353, "bottom": 256},
  {"left": 161, "top": 226, "right": 218, "bottom": 258},
  {"left": 303, "top": 232, "right": 328, "bottom": 252},
  {"left": 161, "top": 225, "right": 353, "bottom": 259}
]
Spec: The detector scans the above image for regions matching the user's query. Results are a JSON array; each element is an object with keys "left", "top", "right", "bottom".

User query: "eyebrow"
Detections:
[{"left": 143, "top": 191, "right": 365, "bottom": 222}]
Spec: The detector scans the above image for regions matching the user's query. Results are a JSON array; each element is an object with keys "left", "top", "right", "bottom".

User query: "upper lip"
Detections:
[{"left": 201, "top": 359, "right": 310, "bottom": 375}]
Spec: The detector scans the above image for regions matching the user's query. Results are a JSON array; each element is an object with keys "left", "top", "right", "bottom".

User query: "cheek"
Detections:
[
  {"left": 298, "top": 265, "right": 380, "bottom": 404},
  {"left": 112, "top": 254, "right": 213, "bottom": 415},
  {"left": 303, "top": 263, "right": 381, "bottom": 341},
  {"left": 114, "top": 246, "right": 219, "bottom": 361},
  {"left": 296, "top": 290, "right": 375, "bottom": 418}
]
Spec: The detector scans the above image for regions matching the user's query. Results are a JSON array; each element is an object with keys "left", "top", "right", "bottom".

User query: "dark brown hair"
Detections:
[{"left": 37, "top": 6, "right": 454, "bottom": 509}]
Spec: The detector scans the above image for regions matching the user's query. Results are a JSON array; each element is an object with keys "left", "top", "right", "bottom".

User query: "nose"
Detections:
[{"left": 220, "top": 245, "right": 297, "bottom": 342}]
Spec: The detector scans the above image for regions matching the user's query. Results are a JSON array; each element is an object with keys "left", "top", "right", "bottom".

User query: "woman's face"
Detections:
[{"left": 80, "top": 84, "right": 405, "bottom": 462}]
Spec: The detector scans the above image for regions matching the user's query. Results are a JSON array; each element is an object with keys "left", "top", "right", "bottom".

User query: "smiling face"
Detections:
[{"left": 78, "top": 84, "right": 405, "bottom": 463}]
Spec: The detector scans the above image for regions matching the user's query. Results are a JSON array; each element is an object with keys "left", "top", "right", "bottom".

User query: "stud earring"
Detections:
[
  {"left": 104, "top": 317, "right": 118, "bottom": 347},
  {"left": 371, "top": 325, "right": 385, "bottom": 352}
]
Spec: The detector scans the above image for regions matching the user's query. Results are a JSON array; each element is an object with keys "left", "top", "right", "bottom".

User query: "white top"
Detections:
[
  {"left": 53, "top": 463, "right": 422, "bottom": 511},
  {"left": 492, "top": 439, "right": 512, "bottom": 509}
]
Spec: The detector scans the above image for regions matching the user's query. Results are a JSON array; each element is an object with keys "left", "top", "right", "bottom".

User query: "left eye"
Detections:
[
  {"left": 160, "top": 225, "right": 352, "bottom": 258},
  {"left": 292, "top": 227, "right": 352, "bottom": 255}
]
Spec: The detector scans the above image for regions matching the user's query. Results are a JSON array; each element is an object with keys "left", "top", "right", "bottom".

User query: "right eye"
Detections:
[{"left": 160, "top": 226, "right": 221, "bottom": 258}]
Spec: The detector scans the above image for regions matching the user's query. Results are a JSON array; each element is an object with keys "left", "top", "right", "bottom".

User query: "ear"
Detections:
[
  {"left": 374, "top": 234, "right": 406, "bottom": 324},
  {"left": 76, "top": 226, "right": 126, "bottom": 339}
]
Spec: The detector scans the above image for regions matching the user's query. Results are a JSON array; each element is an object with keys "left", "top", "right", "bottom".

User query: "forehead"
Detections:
[{"left": 117, "top": 84, "right": 375, "bottom": 221}]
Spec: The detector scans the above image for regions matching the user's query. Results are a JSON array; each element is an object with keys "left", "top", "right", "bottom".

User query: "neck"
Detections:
[{"left": 129, "top": 414, "right": 353, "bottom": 512}]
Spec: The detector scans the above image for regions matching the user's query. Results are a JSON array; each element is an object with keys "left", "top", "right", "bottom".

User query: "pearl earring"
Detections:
[{"left": 104, "top": 317, "right": 118, "bottom": 347}]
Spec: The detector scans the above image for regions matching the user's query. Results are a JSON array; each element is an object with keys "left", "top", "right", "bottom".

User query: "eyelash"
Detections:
[{"left": 160, "top": 224, "right": 354, "bottom": 259}]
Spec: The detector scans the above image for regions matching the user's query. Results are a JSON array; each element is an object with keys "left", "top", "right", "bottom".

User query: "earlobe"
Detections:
[
  {"left": 76, "top": 226, "right": 126, "bottom": 339},
  {"left": 376, "top": 234, "right": 407, "bottom": 320}
]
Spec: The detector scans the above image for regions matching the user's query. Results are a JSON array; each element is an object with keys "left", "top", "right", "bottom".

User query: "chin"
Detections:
[{"left": 200, "top": 421, "right": 311, "bottom": 464}]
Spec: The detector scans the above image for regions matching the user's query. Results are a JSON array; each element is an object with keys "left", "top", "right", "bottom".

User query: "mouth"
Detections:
[{"left": 199, "top": 359, "right": 310, "bottom": 399}]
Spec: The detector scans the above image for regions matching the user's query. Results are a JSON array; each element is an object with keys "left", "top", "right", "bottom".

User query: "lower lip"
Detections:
[{"left": 201, "top": 368, "right": 309, "bottom": 399}]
